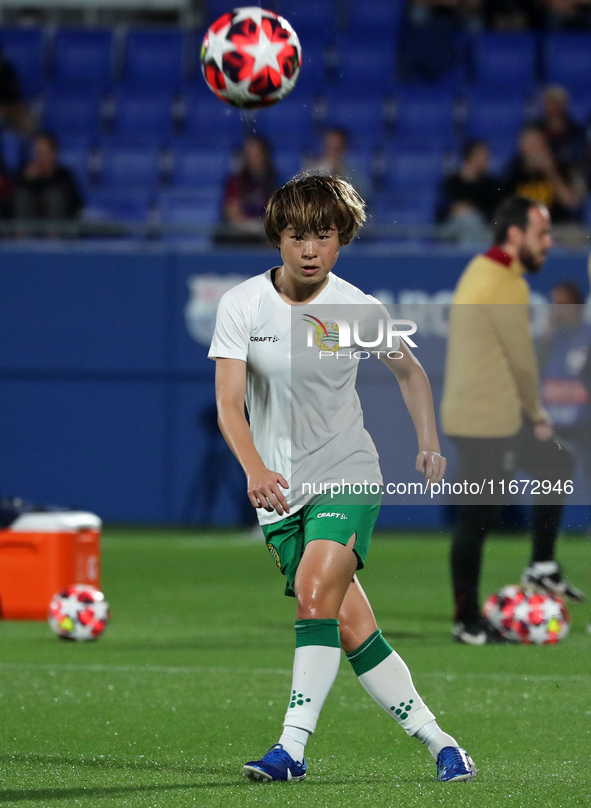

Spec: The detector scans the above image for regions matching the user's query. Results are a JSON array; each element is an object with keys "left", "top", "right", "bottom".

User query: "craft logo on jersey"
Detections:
[{"left": 303, "top": 314, "right": 340, "bottom": 352}]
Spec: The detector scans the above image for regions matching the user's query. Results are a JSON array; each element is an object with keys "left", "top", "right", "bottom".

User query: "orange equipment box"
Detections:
[{"left": 0, "top": 512, "right": 102, "bottom": 620}]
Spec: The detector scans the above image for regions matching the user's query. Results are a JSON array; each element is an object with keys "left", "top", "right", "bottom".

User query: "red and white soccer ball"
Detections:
[
  {"left": 483, "top": 584, "right": 570, "bottom": 644},
  {"left": 201, "top": 7, "right": 302, "bottom": 109},
  {"left": 48, "top": 584, "right": 110, "bottom": 641}
]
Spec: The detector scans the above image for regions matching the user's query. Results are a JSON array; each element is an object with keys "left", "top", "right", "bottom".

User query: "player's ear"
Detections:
[{"left": 506, "top": 223, "right": 524, "bottom": 247}]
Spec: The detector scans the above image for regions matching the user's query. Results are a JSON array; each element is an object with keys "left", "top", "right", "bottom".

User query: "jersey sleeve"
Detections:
[{"left": 208, "top": 288, "right": 250, "bottom": 361}]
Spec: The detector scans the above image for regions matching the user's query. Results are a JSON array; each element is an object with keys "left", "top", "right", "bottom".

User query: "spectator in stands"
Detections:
[
  {"left": 217, "top": 135, "right": 277, "bottom": 246},
  {"left": 304, "top": 128, "right": 371, "bottom": 201},
  {"left": 534, "top": 86, "right": 586, "bottom": 168},
  {"left": 0, "top": 147, "right": 14, "bottom": 221},
  {"left": 0, "top": 44, "right": 31, "bottom": 134},
  {"left": 543, "top": 0, "right": 591, "bottom": 30},
  {"left": 482, "top": 0, "right": 547, "bottom": 30},
  {"left": 437, "top": 139, "right": 504, "bottom": 244},
  {"left": 14, "top": 133, "right": 83, "bottom": 229},
  {"left": 505, "top": 126, "right": 586, "bottom": 223}
]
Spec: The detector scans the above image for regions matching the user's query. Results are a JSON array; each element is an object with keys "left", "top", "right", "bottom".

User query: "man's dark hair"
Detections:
[{"left": 492, "top": 195, "right": 539, "bottom": 245}]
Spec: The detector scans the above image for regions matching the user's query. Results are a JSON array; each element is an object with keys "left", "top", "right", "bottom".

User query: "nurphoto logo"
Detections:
[{"left": 303, "top": 315, "right": 418, "bottom": 358}]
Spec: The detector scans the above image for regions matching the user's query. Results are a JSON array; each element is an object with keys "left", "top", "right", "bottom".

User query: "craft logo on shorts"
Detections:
[{"left": 316, "top": 512, "right": 348, "bottom": 519}]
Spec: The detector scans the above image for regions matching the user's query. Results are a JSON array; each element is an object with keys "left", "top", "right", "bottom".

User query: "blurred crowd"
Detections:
[
  {"left": 0, "top": 44, "right": 82, "bottom": 233},
  {"left": 408, "top": 0, "right": 591, "bottom": 31},
  {"left": 3, "top": 10, "right": 591, "bottom": 244},
  {"left": 437, "top": 85, "right": 589, "bottom": 243}
]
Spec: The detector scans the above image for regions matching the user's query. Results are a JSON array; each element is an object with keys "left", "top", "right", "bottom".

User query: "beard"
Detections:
[{"left": 519, "top": 244, "right": 546, "bottom": 274}]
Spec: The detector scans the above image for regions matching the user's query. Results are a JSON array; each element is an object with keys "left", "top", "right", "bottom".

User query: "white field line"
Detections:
[{"left": 0, "top": 662, "right": 588, "bottom": 682}]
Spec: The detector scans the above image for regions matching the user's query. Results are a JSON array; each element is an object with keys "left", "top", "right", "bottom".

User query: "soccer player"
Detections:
[
  {"left": 441, "top": 195, "right": 583, "bottom": 646},
  {"left": 209, "top": 174, "right": 477, "bottom": 783}
]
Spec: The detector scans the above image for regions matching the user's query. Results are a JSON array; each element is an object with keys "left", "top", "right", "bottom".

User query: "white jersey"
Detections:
[{"left": 208, "top": 269, "right": 398, "bottom": 525}]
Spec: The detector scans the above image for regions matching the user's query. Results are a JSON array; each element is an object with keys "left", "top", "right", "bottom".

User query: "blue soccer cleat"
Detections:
[
  {"left": 436, "top": 746, "right": 477, "bottom": 782},
  {"left": 242, "top": 744, "right": 307, "bottom": 783}
]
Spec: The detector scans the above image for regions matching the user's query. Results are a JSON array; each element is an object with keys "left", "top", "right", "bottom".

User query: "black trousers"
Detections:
[{"left": 449, "top": 423, "right": 575, "bottom": 625}]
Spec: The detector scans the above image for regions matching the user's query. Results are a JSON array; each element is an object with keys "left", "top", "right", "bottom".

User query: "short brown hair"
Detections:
[{"left": 264, "top": 173, "right": 366, "bottom": 248}]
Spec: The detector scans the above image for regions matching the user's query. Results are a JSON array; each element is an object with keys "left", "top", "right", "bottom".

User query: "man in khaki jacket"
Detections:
[{"left": 442, "top": 195, "right": 582, "bottom": 645}]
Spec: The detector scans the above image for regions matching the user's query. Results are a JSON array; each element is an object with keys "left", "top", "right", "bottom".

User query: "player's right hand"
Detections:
[{"left": 247, "top": 468, "right": 290, "bottom": 515}]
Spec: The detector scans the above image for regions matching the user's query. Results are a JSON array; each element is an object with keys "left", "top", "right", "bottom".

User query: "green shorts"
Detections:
[{"left": 262, "top": 490, "right": 382, "bottom": 598}]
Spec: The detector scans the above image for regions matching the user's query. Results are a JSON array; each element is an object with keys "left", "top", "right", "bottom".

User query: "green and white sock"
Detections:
[
  {"left": 280, "top": 618, "right": 341, "bottom": 759},
  {"left": 346, "top": 629, "right": 436, "bottom": 738}
]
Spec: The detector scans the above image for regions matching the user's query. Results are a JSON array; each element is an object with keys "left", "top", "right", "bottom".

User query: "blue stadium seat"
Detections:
[
  {"left": 484, "top": 138, "right": 517, "bottom": 176},
  {"left": 123, "top": 29, "right": 185, "bottom": 90},
  {"left": 323, "top": 92, "right": 386, "bottom": 146},
  {"left": 84, "top": 187, "right": 153, "bottom": 224},
  {"left": 372, "top": 191, "right": 437, "bottom": 225},
  {"left": 252, "top": 93, "right": 315, "bottom": 147},
  {"left": 383, "top": 152, "right": 445, "bottom": 193},
  {"left": 465, "top": 93, "right": 527, "bottom": 142},
  {"left": 158, "top": 193, "right": 219, "bottom": 244},
  {"left": 0, "top": 27, "right": 44, "bottom": 97},
  {"left": 394, "top": 92, "right": 456, "bottom": 148},
  {"left": 283, "top": 1, "right": 337, "bottom": 37},
  {"left": 472, "top": 32, "right": 538, "bottom": 92},
  {"left": 43, "top": 90, "right": 103, "bottom": 137},
  {"left": 544, "top": 34, "right": 591, "bottom": 91},
  {"left": 56, "top": 138, "right": 92, "bottom": 189},
  {"left": 335, "top": 38, "right": 395, "bottom": 93},
  {"left": 344, "top": 0, "right": 404, "bottom": 36},
  {"left": 100, "top": 143, "right": 161, "bottom": 188},
  {"left": 159, "top": 185, "right": 222, "bottom": 207},
  {"left": 111, "top": 88, "right": 174, "bottom": 141},
  {"left": 568, "top": 91, "right": 591, "bottom": 126},
  {"left": 0, "top": 130, "right": 26, "bottom": 172},
  {"left": 171, "top": 145, "right": 230, "bottom": 187},
  {"left": 274, "top": 149, "right": 302, "bottom": 183},
  {"left": 183, "top": 89, "right": 244, "bottom": 146},
  {"left": 52, "top": 28, "right": 114, "bottom": 90},
  {"left": 293, "top": 38, "right": 326, "bottom": 91}
]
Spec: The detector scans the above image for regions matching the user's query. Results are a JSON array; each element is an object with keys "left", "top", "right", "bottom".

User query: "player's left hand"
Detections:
[{"left": 416, "top": 450, "right": 446, "bottom": 487}]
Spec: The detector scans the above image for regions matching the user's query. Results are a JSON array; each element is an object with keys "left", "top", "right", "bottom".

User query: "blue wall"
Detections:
[{"left": 1, "top": 242, "right": 589, "bottom": 527}]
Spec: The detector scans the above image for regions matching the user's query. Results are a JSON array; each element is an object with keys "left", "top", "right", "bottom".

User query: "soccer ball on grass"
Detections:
[
  {"left": 201, "top": 7, "right": 302, "bottom": 109},
  {"left": 48, "top": 584, "right": 110, "bottom": 641},
  {"left": 483, "top": 584, "right": 570, "bottom": 644}
]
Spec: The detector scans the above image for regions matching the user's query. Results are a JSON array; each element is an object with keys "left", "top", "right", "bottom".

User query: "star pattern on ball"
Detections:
[
  {"left": 201, "top": 8, "right": 301, "bottom": 108},
  {"left": 242, "top": 25, "right": 285, "bottom": 77},
  {"left": 204, "top": 20, "right": 235, "bottom": 71},
  {"left": 232, "top": 6, "right": 268, "bottom": 27}
]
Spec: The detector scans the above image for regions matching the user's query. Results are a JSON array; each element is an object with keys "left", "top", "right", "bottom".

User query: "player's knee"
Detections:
[{"left": 295, "top": 584, "right": 338, "bottom": 620}]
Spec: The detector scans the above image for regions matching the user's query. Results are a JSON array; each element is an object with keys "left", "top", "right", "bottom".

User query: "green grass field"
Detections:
[{"left": 1, "top": 528, "right": 589, "bottom": 808}]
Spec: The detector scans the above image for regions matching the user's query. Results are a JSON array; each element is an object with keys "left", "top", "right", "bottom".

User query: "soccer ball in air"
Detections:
[
  {"left": 483, "top": 585, "right": 570, "bottom": 644},
  {"left": 48, "top": 584, "right": 110, "bottom": 641},
  {"left": 201, "top": 7, "right": 302, "bottom": 109}
]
